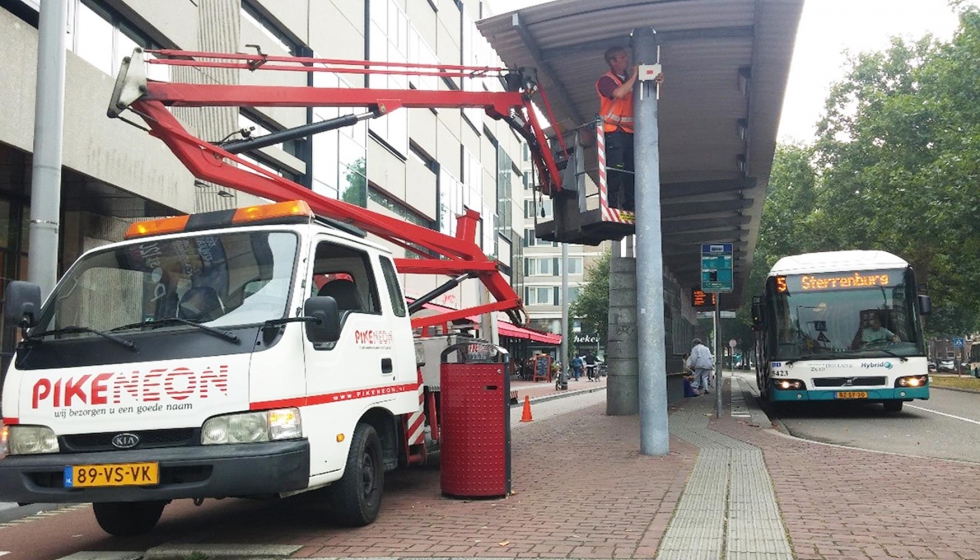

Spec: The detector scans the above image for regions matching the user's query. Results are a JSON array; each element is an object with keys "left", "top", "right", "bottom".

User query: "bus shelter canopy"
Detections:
[{"left": 478, "top": 0, "right": 804, "bottom": 306}]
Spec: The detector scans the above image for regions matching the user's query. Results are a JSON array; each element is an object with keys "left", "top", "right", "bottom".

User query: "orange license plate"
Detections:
[
  {"left": 64, "top": 462, "right": 159, "bottom": 488},
  {"left": 836, "top": 391, "right": 868, "bottom": 399}
]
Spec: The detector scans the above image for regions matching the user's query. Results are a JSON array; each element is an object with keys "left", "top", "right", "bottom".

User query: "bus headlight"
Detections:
[
  {"left": 775, "top": 379, "right": 806, "bottom": 390},
  {"left": 201, "top": 408, "right": 302, "bottom": 445},
  {"left": 896, "top": 376, "right": 928, "bottom": 388},
  {"left": 3, "top": 425, "right": 60, "bottom": 455}
]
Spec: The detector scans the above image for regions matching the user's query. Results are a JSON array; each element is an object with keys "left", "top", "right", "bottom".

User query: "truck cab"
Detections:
[{"left": 0, "top": 200, "right": 423, "bottom": 534}]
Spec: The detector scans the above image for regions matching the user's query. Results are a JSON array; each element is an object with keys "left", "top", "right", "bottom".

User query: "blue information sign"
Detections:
[
  {"left": 701, "top": 243, "right": 733, "bottom": 293},
  {"left": 953, "top": 337, "right": 965, "bottom": 348}
]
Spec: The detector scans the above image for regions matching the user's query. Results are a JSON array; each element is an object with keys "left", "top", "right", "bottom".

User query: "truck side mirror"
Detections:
[
  {"left": 4, "top": 281, "right": 42, "bottom": 329},
  {"left": 918, "top": 294, "right": 932, "bottom": 315},
  {"left": 304, "top": 295, "right": 341, "bottom": 343}
]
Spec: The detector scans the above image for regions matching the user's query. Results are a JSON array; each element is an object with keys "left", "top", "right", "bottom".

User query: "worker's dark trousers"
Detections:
[{"left": 605, "top": 130, "right": 634, "bottom": 211}]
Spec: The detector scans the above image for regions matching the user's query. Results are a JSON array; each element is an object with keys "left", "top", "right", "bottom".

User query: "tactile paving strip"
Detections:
[{"left": 658, "top": 386, "right": 793, "bottom": 560}]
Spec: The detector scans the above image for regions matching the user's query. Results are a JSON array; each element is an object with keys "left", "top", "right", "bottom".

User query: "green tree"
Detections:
[
  {"left": 811, "top": 8, "right": 980, "bottom": 334},
  {"left": 342, "top": 158, "right": 367, "bottom": 207},
  {"left": 570, "top": 250, "right": 610, "bottom": 341},
  {"left": 732, "top": 142, "right": 819, "bottom": 349},
  {"left": 742, "top": 6, "right": 980, "bottom": 336}
]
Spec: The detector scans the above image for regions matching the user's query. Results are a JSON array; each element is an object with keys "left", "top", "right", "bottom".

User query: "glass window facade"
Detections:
[
  {"left": 368, "top": 0, "right": 410, "bottom": 156},
  {"left": 69, "top": 0, "right": 169, "bottom": 81}
]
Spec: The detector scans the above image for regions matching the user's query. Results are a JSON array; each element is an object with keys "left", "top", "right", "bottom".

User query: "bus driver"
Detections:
[{"left": 855, "top": 313, "right": 899, "bottom": 348}]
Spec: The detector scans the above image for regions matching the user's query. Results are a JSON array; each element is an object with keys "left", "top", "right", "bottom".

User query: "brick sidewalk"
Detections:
[
  {"left": 287, "top": 398, "right": 695, "bottom": 559},
  {"left": 510, "top": 376, "right": 608, "bottom": 403},
  {"left": 715, "top": 414, "right": 980, "bottom": 559},
  {"left": 8, "top": 374, "right": 980, "bottom": 560}
]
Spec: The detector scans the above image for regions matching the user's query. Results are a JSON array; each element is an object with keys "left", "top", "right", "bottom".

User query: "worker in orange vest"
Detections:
[
  {"left": 595, "top": 46, "right": 662, "bottom": 212},
  {"left": 596, "top": 46, "right": 638, "bottom": 212}
]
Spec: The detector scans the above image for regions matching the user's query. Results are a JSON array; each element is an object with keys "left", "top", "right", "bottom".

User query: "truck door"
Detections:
[{"left": 301, "top": 238, "right": 398, "bottom": 475}]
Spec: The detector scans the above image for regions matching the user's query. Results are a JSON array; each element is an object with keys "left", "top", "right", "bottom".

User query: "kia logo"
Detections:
[{"left": 111, "top": 433, "right": 140, "bottom": 449}]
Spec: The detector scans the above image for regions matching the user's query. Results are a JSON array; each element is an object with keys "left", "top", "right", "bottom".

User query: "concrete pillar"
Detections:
[{"left": 606, "top": 255, "right": 639, "bottom": 415}]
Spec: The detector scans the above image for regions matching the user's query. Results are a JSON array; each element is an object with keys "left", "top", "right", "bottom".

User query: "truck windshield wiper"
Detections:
[
  {"left": 112, "top": 318, "right": 240, "bottom": 344},
  {"left": 262, "top": 316, "right": 321, "bottom": 327},
  {"left": 26, "top": 326, "right": 138, "bottom": 351}
]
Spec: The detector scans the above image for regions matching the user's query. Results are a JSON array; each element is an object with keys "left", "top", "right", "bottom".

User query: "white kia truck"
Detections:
[{"left": 0, "top": 200, "right": 428, "bottom": 535}]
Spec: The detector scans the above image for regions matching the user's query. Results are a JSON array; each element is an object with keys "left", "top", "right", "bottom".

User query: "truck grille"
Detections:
[
  {"left": 812, "top": 376, "right": 887, "bottom": 388},
  {"left": 60, "top": 428, "right": 198, "bottom": 453}
]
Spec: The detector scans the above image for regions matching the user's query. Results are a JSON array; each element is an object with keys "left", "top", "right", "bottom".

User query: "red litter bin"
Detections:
[{"left": 439, "top": 341, "right": 511, "bottom": 498}]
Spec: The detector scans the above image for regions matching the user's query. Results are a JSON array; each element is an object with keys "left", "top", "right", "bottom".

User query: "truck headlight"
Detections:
[
  {"left": 3, "top": 425, "right": 60, "bottom": 455},
  {"left": 201, "top": 408, "right": 302, "bottom": 445}
]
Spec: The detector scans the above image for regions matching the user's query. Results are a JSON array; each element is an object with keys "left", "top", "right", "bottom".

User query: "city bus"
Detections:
[{"left": 751, "top": 250, "right": 932, "bottom": 411}]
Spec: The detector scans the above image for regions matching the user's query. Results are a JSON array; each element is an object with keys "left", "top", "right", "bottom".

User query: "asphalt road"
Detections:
[{"left": 737, "top": 371, "right": 980, "bottom": 463}]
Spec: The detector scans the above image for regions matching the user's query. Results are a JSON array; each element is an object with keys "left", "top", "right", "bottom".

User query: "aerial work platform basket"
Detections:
[{"left": 532, "top": 121, "right": 635, "bottom": 246}]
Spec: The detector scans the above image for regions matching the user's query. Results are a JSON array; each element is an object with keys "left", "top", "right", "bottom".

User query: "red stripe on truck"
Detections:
[
  {"left": 250, "top": 382, "right": 419, "bottom": 410},
  {"left": 2, "top": 417, "right": 17, "bottom": 425}
]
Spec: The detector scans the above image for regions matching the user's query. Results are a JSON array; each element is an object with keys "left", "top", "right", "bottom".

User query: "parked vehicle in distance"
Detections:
[
  {"left": 928, "top": 361, "right": 938, "bottom": 372},
  {"left": 938, "top": 359, "right": 956, "bottom": 372}
]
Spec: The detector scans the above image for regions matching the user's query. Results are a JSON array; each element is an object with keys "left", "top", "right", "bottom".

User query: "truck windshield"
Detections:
[
  {"left": 768, "top": 268, "right": 923, "bottom": 360},
  {"left": 33, "top": 231, "right": 298, "bottom": 339}
]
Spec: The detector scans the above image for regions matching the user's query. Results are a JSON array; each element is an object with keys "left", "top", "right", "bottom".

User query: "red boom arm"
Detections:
[{"left": 110, "top": 49, "right": 567, "bottom": 330}]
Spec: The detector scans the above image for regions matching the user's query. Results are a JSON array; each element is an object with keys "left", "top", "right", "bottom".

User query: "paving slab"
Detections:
[{"left": 658, "top": 376, "right": 793, "bottom": 560}]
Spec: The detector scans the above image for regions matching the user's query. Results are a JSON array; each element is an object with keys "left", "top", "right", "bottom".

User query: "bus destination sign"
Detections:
[{"left": 775, "top": 270, "right": 900, "bottom": 294}]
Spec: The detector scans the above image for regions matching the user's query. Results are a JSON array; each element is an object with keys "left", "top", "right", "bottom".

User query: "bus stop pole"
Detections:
[{"left": 715, "top": 298, "right": 722, "bottom": 418}]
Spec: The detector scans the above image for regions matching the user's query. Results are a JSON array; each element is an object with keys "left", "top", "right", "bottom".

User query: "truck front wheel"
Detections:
[
  {"left": 93, "top": 501, "right": 166, "bottom": 536},
  {"left": 328, "top": 422, "right": 384, "bottom": 526}
]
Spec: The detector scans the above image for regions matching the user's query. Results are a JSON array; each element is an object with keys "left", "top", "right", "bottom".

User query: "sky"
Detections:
[{"left": 485, "top": 0, "right": 977, "bottom": 142}]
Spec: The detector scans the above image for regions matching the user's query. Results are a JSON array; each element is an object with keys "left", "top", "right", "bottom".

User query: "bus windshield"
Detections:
[
  {"left": 32, "top": 230, "right": 298, "bottom": 340},
  {"left": 767, "top": 268, "right": 923, "bottom": 360}
]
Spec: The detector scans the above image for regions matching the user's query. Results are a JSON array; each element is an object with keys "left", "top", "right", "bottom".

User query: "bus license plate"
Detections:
[
  {"left": 64, "top": 462, "right": 159, "bottom": 488},
  {"left": 836, "top": 391, "right": 868, "bottom": 399}
]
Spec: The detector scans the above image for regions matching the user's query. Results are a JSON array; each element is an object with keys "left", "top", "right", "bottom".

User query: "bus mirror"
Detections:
[
  {"left": 751, "top": 296, "right": 763, "bottom": 325},
  {"left": 918, "top": 294, "right": 932, "bottom": 315}
]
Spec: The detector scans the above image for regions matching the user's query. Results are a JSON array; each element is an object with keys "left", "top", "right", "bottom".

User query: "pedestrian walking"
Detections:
[
  {"left": 686, "top": 338, "right": 714, "bottom": 394},
  {"left": 571, "top": 354, "right": 583, "bottom": 381},
  {"left": 585, "top": 351, "right": 598, "bottom": 381}
]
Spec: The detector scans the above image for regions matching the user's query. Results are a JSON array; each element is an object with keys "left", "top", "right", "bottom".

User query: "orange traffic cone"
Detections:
[{"left": 520, "top": 395, "right": 533, "bottom": 422}]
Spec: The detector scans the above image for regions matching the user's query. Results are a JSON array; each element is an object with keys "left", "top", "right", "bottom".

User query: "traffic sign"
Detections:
[
  {"left": 728, "top": 339, "right": 737, "bottom": 349},
  {"left": 701, "top": 243, "right": 733, "bottom": 293},
  {"left": 953, "top": 337, "right": 965, "bottom": 348}
]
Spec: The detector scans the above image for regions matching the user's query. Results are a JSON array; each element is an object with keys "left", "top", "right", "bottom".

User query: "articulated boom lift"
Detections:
[{"left": 108, "top": 48, "right": 625, "bottom": 329}]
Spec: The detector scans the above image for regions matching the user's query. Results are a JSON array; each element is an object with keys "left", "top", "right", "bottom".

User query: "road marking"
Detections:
[{"left": 907, "top": 404, "right": 980, "bottom": 426}]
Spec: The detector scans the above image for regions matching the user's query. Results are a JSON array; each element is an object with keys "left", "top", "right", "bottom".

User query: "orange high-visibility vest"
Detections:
[{"left": 596, "top": 71, "right": 634, "bottom": 133}]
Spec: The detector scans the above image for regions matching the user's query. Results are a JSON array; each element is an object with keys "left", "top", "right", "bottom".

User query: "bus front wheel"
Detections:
[{"left": 883, "top": 401, "right": 904, "bottom": 413}]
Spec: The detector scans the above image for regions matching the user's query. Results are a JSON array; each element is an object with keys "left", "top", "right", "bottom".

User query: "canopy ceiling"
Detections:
[{"left": 478, "top": 0, "right": 804, "bottom": 306}]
